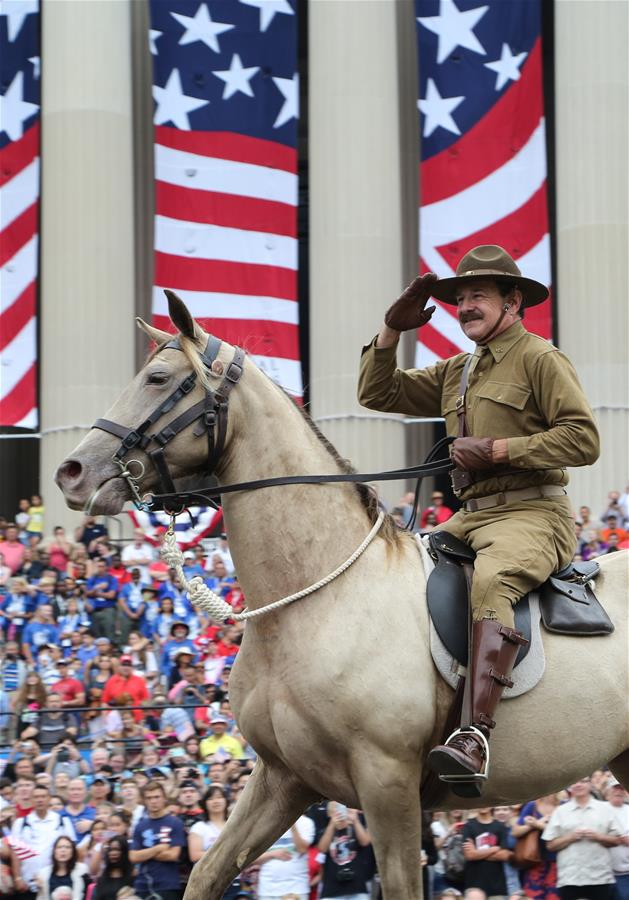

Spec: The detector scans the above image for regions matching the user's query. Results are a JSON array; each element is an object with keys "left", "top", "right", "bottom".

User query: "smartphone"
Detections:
[{"left": 335, "top": 803, "right": 348, "bottom": 818}]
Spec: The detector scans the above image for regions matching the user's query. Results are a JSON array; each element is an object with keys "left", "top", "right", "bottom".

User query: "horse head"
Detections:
[{"left": 55, "top": 291, "right": 243, "bottom": 516}]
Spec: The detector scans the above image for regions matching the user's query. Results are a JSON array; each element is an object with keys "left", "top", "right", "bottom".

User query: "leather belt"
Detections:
[{"left": 463, "top": 485, "right": 567, "bottom": 512}]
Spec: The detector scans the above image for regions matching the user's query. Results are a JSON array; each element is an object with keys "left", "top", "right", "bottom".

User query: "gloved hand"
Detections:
[
  {"left": 384, "top": 273, "right": 438, "bottom": 332},
  {"left": 451, "top": 437, "right": 495, "bottom": 471}
]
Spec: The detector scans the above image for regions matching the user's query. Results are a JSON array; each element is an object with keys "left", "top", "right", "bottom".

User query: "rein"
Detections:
[{"left": 88, "top": 333, "right": 454, "bottom": 517}]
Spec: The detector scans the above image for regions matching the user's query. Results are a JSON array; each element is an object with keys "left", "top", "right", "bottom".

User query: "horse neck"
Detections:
[{"left": 217, "top": 367, "right": 374, "bottom": 607}]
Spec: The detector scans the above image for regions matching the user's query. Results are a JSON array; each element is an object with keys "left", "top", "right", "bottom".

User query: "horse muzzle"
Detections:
[{"left": 55, "top": 455, "right": 131, "bottom": 515}]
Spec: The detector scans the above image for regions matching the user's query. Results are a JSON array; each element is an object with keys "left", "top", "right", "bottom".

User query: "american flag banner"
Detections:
[
  {"left": 0, "top": 0, "right": 40, "bottom": 428},
  {"left": 148, "top": 0, "right": 302, "bottom": 398},
  {"left": 128, "top": 506, "right": 224, "bottom": 549},
  {"left": 415, "top": 0, "right": 553, "bottom": 365}
]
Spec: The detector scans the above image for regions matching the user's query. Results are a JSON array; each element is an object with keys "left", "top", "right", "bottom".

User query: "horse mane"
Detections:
[
  {"left": 154, "top": 334, "right": 405, "bottom": 548},
  {"left": 273, "top": 383, "right": 405, "bottom": 550}
]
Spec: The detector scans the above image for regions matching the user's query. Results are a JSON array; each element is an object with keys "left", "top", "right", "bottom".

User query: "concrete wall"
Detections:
[
  {"left": 39, "top": 0, "right": 136, "bottom": 533},
  {"left": 554, "top": 0, "right": 629, "bottom": 513}
]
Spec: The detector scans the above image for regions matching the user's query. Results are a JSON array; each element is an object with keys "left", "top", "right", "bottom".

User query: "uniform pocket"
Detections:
[{"left": 475, "top": 381, "right": 531, "bottom": 410}]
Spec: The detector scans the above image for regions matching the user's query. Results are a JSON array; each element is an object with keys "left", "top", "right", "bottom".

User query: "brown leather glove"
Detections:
[
  {"left": 451, "top": 437, "right": 495, "bottom": 471},
  {"left": 384, "top": 273, "right": 438, "bottom": 332}
]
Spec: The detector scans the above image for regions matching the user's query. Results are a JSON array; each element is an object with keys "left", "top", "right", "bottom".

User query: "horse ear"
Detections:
[
  {"left": 165, "top": 289, "right": 198, "bottom": 340},
  {"left": 136, "top": 318, "right": 171, "bottom": 345}
]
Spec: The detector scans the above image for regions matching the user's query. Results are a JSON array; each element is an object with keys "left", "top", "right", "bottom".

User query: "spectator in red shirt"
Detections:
[
  {"left": 1, "top": 524, "right": 25, "bottom": 574},
  {"left": 215, "top": 626, "right": 241, "bottom": 659},
  {"left": 419, "top": 491, "right": 454, "bottom": 530},
  {"left": 51, "top": 660, "right": 86, "bottom": 710},
  {"left": 600, "top": 514, "right": 629, "bottom": 545},
  {"left": 108, "top": 553, "right": 132, "bottom": 586},
  {"left": 101, "top": 655, "right": 149, "bottom": 722}
]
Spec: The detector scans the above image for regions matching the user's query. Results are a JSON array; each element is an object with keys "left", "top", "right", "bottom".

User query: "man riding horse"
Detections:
[{"left": 358, "top": 245, "right": 599, "bottom": 791}]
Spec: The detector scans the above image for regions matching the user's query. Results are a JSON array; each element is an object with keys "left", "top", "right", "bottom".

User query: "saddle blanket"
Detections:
[{"left": 416, "top": 534, "right": 545, "bottom": 698}]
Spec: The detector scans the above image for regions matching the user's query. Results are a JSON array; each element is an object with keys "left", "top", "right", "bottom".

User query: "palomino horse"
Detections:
[{"left": 56, "top": 294, "right": 629, "bottom": 900}]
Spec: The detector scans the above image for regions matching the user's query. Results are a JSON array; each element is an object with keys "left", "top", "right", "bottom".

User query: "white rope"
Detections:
[{"left": 161, "top": 511, "right": 386, "bottom": 623}]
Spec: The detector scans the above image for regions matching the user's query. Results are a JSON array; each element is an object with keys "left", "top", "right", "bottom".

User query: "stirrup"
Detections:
[{"left": 437, "top": 726, "right": 490, "bottom": 785}]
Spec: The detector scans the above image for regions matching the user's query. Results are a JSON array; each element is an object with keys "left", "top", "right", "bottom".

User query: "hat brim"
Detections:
[{"left": 430, "top": 273, "right": 549, "bottom": 308}]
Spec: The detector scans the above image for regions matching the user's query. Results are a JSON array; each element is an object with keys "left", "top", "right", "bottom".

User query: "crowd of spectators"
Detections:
[{"left": 0, "top": 486, "right": 627, "bottom": 900}]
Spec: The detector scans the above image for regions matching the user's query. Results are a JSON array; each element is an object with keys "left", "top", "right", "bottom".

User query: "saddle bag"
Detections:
[{"left": 539, "top": 573, "right": 614, "bottom": 635}]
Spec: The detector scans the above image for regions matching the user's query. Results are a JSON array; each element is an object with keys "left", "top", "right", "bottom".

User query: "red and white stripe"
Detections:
[
  {"left": 151, "top": 127, "right": 302, "bottom": 398},
  {"left": 417, "top": 40, "right": 552, "bottom": 366},
  {"left": 0, "top": 123, "right": 39, "bottom": 428}
]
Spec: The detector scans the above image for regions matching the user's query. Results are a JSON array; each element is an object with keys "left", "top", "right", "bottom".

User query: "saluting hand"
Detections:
[{"left": 384, "top": 273, "right": 438, "bottom": 333}]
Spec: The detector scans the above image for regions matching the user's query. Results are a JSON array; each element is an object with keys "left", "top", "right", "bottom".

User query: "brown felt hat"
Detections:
[{"left": 430, "top": 245, "right": 549, "bottom": 308}]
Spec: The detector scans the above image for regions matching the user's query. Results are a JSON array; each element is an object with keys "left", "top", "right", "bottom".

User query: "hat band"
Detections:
[{"left": 458, "top": 267, "right": 521, "bottom": 278}]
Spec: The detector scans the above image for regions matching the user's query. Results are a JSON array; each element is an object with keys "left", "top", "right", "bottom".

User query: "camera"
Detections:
[{"left": 57, "top": 748, "right": 70, "bottom": 762}]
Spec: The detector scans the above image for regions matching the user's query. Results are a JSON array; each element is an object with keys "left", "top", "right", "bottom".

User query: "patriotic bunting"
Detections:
[
  {"left": 148, "top": 0, "right": 302, "bottom": 398},
  {"left": 0, "top": 0, "right": 40, "bottom": 428},
  {"left": 415, "top": 0, "right": 553, "bottom": 364}
]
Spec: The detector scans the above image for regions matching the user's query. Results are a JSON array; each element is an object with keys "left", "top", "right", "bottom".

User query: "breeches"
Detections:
[{"left": 439, "top": 495, "right": 576, "bottom": 628}]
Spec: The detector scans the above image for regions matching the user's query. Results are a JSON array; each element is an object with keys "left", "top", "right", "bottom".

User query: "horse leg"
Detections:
[
  {"left": 184, "top": 759, "right": 316, "bottom": 900},
  {"left": 354, "top": 759, "right": 423, "bottom": 900},
  {"left": 609, "top": 749, "right": 629, "bottom": 789}
]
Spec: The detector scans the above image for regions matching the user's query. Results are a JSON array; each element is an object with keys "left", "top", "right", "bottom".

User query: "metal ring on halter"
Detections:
[{"left": 114, "top": 457, "right": 150, "bottom": 511}]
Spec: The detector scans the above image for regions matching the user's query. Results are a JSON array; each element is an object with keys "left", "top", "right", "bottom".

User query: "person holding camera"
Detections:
[
  {"left": 317, "top": 802, "right": 374, "bottom": 900},
  {"left": 255, "top": 815, "right": 315, "bottom": 900}
]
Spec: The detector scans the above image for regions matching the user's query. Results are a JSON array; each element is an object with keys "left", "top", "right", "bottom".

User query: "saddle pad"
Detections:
[{"left": 416, "top": 535, "right": 545, "bottom": 699}]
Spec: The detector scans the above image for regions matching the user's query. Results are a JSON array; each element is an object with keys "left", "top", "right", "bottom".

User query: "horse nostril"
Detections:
[{"left": 59, "top": 459, "right": 83, "bottom": 481}]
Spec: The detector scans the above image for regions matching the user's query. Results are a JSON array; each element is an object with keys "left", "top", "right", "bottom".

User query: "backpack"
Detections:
[{"left": 442, "top": 831, "right": 465, "bottom": 884}]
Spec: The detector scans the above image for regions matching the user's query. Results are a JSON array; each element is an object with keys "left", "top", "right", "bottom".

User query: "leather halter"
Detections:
[{"left": 92, "top": 335, "right": 245, "bottom": 510}]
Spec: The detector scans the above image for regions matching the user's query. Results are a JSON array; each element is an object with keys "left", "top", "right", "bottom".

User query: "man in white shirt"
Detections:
[
  {"left": 256, "top": 815, "right": 315, "bottom": 900},
  {"left": 543, "top": 777, "right": 622, "bottom": 900},
  {"left": 605, "top": 780, "right": 629, "bottom": 900},
  {"left": 10, "top": 784, "right": 76, "bottom": 895},
  {"left": 121, "top": 529, "right": 156, "bottom": 582}
]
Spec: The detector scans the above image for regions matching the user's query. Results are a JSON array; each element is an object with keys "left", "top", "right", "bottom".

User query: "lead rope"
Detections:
[{"left": 161, "top": 511, "right": 385, "bottom": 623}]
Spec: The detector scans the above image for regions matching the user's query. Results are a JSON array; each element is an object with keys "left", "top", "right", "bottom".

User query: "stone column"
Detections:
[
  {"left": 554, "top": 0, "right": 629, "bottom": 511},
  {"left": 39, "top": 0, "right": 136, "bottom": 532},
  {"left": 309, "top": 0, "right": 422, "bottom": 509}
]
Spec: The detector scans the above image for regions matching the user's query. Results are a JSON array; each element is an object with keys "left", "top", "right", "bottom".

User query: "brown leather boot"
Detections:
[{"left": 427, "top": 618, "right": 528, "bottom": 794}]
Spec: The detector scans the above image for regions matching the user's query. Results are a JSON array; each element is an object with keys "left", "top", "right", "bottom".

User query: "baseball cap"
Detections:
[
  {"left": 179, "top": 780, "right": 198, "bottom": 789},
  {"left": 91, "top": 774, "right": 110, "bottom": 784},
  {"left": 210, "top": 715, "right": 227, "bottom": 725},
  {"left": 120, "top": 655, "right": 133, "bottom": 664},
  {"left": 174, "top": 647, "right": 193, "bottom": 658},
  {"left": 183, "top": 551, "right": 195, "bottom": 560},
  {"left": 145, "top": 766, "right": 171, "bottom": 779},
  {"left": 95, "top": 637, "right": 111, "bottom": 646}
]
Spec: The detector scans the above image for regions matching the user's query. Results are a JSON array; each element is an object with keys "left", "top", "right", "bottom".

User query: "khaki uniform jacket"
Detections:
[{"left": 358, "top": 321, "right": 600, "bottom": 500}]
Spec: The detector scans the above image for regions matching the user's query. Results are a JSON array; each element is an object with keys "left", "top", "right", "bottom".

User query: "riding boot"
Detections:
[{"left": 427, "top": 618, "right": 528, "bottom": 795}]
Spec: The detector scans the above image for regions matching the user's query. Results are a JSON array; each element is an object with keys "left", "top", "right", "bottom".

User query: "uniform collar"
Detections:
[{"left": 478, "top": 320, "right": 527, "bottom": 363}]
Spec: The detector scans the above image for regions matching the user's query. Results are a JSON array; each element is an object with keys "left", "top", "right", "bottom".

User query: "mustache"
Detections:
[{"left": 459, "top": 313, "right": 484, "bottom": 323}]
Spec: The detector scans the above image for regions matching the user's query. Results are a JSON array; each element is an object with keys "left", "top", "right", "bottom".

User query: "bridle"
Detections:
[
  {"left": 91, "top": 335, "right": 245, "bottom": 513},
  {"left": 89, "top": 334, "right": 455, "bottom": 520}
]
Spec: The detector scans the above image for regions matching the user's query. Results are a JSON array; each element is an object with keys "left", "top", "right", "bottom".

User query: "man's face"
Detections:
[
  {"left": 40, "top": 604, "right": 54, "bottom": 621},
  {"left": 15, "top": 779, "right": 34, "bottom": 801},
  {"left": 144, "top": 789, "right": 166, "bottom": 816},
  {"left": 6, "top": 526, "right": 18, "bottom": 542},
  {"left": 96, "top": 561, "right": 107, "bottom": 575},
  {"left": 179, "top": 786, "right": 199, "bottom": 808},
  {"left": 456, "top": 279, "right": 517, "bottom": 343},
  {"left": 91, "top": 749, "right": 109, "bottom": 769},
  {"left": 32, "top": 787, "right": 49, "bottom": 813},
  {"left": 67, "top": 780, "right": 86, "bottom": 803},
  {"left": 607, "top": 786, "right": 628, "bottom": 807},
  {"left": 15, "top": 758, "right": 34, "bottom": 777},
  {"left": 211, "top": 721, "right": 227, "bottom": 735},
  {"left": 569, "top": 777, "right": 592, "bottom": 798},
  {"left": 493, "top": 805, "right": 511, "bottom": 823}
]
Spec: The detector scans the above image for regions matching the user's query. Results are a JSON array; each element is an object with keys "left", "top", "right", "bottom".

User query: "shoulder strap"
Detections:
[{"left": 455, "top": 353, "right": 475, "bottom": 438}]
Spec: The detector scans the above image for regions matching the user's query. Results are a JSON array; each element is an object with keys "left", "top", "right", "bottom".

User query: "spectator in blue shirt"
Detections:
[
  {"left": 119, "top": 568, "right": 149, "bottom": 645},
  {"left": 21, "top": 603, "right": 60, "bottom": 666},
  {"left": 130, "top": 780, "right": 186, "bottom": 900},
  {"left": 85, "top": 558, "right": 119, "bottom": 642},
  {"left": 62, "top": 777, "right": 97, "bottom": 837}
]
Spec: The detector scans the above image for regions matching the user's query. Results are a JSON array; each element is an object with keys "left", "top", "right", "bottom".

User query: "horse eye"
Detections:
[{"left": 147, "top": 372, "right": 169, "bottom": 385}]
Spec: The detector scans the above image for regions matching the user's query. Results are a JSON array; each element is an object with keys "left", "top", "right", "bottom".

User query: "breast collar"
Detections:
[{"left": 92, "top": 335, "right": 245, "bottom": 511}]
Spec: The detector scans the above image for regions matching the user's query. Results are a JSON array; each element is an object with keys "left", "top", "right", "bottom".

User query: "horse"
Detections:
[{"left": 56, "top": 292, "right": 629, "bottom": 900}]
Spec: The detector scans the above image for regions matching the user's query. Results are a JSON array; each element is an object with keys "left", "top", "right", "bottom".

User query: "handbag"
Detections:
[{"left": 512, "top": 827, "right": 542, "bottom": 869}]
